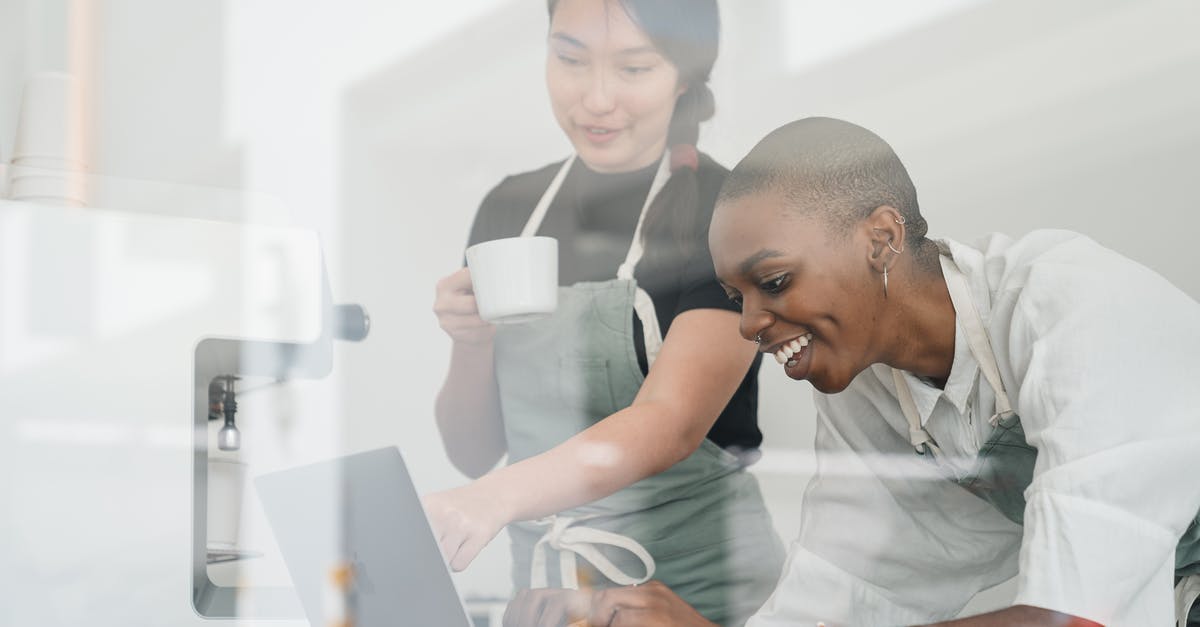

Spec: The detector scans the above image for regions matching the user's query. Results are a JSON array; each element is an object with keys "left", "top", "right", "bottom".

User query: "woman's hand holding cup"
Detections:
[{"left": 433, "top": 268, "right": 496, "bottom": 346}]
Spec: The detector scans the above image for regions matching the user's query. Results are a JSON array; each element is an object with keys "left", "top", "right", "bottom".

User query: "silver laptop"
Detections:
[{"left": 255, "top": 446, "right": 474, "bottom": 627}]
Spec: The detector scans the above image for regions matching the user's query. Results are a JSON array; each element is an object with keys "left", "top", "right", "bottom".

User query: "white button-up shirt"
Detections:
[{"left": 748, "top": 230, "right": 1200, "bottom": 626}]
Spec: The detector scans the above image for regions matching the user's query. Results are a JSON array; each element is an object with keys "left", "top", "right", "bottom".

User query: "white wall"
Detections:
[{"left": 3, "top": 0, "right": 1199, "bottom": 617}]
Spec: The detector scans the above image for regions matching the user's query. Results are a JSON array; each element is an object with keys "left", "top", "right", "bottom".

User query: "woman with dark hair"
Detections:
[{"left": 426, "top": 0, "right": 785, "bottom": 624}]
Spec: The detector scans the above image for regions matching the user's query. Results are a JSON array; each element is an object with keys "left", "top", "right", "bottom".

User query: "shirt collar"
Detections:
[
  {"left": 892, "top": 238, "right": 982, "bottom": 425},
  {"left": 941, "top": 317, "right": 978, "bottom": 415}
]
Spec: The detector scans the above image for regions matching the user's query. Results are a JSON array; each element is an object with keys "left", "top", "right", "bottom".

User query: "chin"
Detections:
[
  {"left": 806, "top": 372, "right": 853, "bottom": 395},
  {"left": 573, "top": 146, "right": 618, "bottom": 168}
]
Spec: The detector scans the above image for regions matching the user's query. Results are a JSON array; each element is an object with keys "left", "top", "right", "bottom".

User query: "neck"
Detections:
[{"left": 876, "top": 250, "right": 956, "bottom": 386}]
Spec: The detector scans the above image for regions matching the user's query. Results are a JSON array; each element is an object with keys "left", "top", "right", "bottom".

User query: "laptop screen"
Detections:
[{"left": 255, "top": 447, "right": 474, "bottom": 627}]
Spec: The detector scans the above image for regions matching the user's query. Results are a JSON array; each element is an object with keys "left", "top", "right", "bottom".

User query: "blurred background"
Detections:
[{"left": 1, "top": 0, "right": 1198, "bottom": 624}]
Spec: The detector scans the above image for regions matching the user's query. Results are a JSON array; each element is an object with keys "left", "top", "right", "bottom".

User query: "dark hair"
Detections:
[
  {"left": 547, "top": 0, "right": 721, "bottom": 268},
  {"left": 719, "top": 117, "right": 932, "bottom": 255}
]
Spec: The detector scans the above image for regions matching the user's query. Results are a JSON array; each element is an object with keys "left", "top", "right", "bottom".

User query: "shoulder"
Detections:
[
  {"left": 483, "top": 159, "right": 567, "bottom": 210},
  {"left": 946, "top": 229, "right": 1187, "bottom": 312},
  {"left": 693, "top": 152, "right": 729, "bottom": 214},
  {"left": 946, "top": 229, "right": 1199, "bottom": 372},
  {"left": 469, "top": 159, "right": 567, "bottom": 245}
]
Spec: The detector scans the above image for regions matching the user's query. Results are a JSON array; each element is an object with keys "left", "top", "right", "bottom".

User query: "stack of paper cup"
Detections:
[
  {"left": 5, "top": 72, "right": 90, "bottom": 207},
  {"left": 207, "top": 458, "right": 247, "bottom": 551}
]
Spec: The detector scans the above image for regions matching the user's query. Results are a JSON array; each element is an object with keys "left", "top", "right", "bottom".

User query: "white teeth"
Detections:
[{"left": 771, "top": 333, "right": 815, "bottom": 367}]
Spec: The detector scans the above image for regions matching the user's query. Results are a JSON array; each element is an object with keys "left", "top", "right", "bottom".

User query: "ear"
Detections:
[
  {"left": 863, "top": 205, "right": 906, "bottom": 273},
  {"left": 676, "top": 81, "right": 689, "bottom": 99}
]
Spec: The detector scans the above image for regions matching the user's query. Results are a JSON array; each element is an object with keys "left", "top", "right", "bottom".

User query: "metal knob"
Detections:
[{"left": 217, "top": 422, "right": 241, "bottom": 451}]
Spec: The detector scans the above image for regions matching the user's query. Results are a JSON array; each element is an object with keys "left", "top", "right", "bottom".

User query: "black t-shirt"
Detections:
[{"left": 467, "top": 154, "right": 763, "bottom": 451}]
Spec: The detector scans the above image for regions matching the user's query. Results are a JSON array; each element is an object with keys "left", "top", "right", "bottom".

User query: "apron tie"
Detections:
[
  {"left": 530, "top": 515, "right": 656, "bottom": 590},
  {"left": 986, "top": 409, "right": 1016, "bottom": 428}
]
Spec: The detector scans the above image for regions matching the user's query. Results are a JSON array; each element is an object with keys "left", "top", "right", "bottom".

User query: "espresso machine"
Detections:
[{"left": 0, "top": 164, "right": 369, "bottom": 625}]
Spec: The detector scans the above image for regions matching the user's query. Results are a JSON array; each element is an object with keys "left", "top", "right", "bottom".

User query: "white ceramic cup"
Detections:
[
  {"left": 207, "top": 458, "right": 247, "bottom": 550},
  {"left": 465, "top": 236, "right": 558, "bottom": 324}
]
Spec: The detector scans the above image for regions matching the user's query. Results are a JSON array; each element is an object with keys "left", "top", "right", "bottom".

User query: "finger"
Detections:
[
  {"left": 586, "top": 587, "right": 649, "bottom": 626},
  {"left": 586, "top": 589, "right": 619, "bottom": 627},
  {"left": 449, "top": 528, "right": 491, "bottom": 572},
  {"left": 436, "top": 267, "right": 475, "bottom": 294},
  {"left": 434, "top": 292, "right": 483, "bottom": 316},
  {"left": 503, "top": 589, "right": 535, "bottom": 627},
  {"left": 438, "top": 319, "right": 493, "bottom": 340},
  {"left": 538, "top": 602, "right": 568, "bottom": 627},
  {"left": 437, "top": 528, "right": 468, "bottom": 571},
  {"left": 609, "top": 608, "right": 653, "bottom": 627}
]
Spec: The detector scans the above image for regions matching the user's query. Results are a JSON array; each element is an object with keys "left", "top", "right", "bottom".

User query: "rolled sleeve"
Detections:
[
  {"left": 1015, "top": 491, "right": 1179, "bottom": 624},
  {"left": 1004, "top": 237, "right": 1200, "bottom": 625}
]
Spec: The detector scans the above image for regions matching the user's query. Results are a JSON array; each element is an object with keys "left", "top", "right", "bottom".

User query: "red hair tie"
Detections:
[{"left": 670, "top": 144, "right": 699, "bottom": 172}]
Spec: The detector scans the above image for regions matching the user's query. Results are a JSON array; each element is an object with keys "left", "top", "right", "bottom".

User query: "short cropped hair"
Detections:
[{"left": 718, "top": 117, "right": 929, "bottom": 247}]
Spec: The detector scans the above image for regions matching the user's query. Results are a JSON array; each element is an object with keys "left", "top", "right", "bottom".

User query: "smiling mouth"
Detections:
[{"left": 765, "top": 333, "right": 814, "bottom": 368}]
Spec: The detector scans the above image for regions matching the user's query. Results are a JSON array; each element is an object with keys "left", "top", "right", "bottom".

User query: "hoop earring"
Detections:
[
  {"left": 883, "top": 263, "right": 889, "bottom": 298},
  {"left": 895, "top": 216, "right": 906, "bottom": 225},
  {"left": 887, "top": 238, "right": 904, "bottom": 254}
]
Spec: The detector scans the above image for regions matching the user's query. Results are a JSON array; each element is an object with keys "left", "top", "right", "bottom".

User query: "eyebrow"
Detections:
[
  {"left": 549, "top": 33, "right": 658, "bottom": 56},
  {"left": 550, "top": 33, "right": 586, "bottom": 49},
  {"left": 738, "top": 249, "right": 786, "bottom": 276}
]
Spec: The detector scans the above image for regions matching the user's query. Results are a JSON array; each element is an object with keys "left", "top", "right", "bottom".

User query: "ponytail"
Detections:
[{"left": 640, "top": 82, "right": 716, "bottom": 270}]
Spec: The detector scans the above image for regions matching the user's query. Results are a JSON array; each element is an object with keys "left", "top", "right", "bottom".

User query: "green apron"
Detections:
[
  {"left": 492, "top": 154, "right": 785, "bottom": 626},
  {"left": 893, "top": 250, "right": 1200, "bottom": 626}
]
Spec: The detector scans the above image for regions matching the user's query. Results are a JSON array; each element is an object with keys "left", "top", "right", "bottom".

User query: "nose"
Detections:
[
  {"left": 581, "top": 67, "right": 616, "bottom": 115},
  {"left": 739, "top": 307, "right": 775, "bottom": 347}
]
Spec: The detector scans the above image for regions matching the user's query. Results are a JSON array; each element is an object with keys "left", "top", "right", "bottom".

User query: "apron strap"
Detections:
[
  {"left": 893, "top": 368, "right": 942, "bottom": 457},
  {"left": 529, "top": 515, "right": 656, "bottom": 590},
  {"left": 1177, "top": 574, "right": 1200, "bottom": 627},
  {"left": 939, "top": 254, "right": 1016, "bottom": 426},
  {"left": 616, "top": 155, "right": 672, "bottom": 280},
  {"left": 520, "top": 155, "right": 576, "bottom": 238},
  {"left": 519, "top": 153, "right": 672, "bottom": 367}
]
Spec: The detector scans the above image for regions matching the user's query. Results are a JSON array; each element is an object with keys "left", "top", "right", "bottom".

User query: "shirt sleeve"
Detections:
[
  {"left": 672, "top": 155, "right": 739, "bottom": 317},
  {"left": 1002, "top": 237, "right": 1200, "bottom": 625},
  {"left": 748, "top": 394, "right": 1023, "bottom": 626},
  {"left": 673, "top": 243, "right": 739, "bottom": 317}
]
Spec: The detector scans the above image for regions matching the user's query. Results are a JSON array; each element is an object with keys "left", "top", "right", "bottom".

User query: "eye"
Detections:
[
  {"left": 722, "top": 288, "right": 744, "bottom": 310},
  {"left": 556, "top": 53, "right": 584, "bottom": 67},
  {"left": 621, "top": 65, "right": 652, "bottom": 76},
  {"left": 759, "top": 273, "right": 789, "bottom": 295}
]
